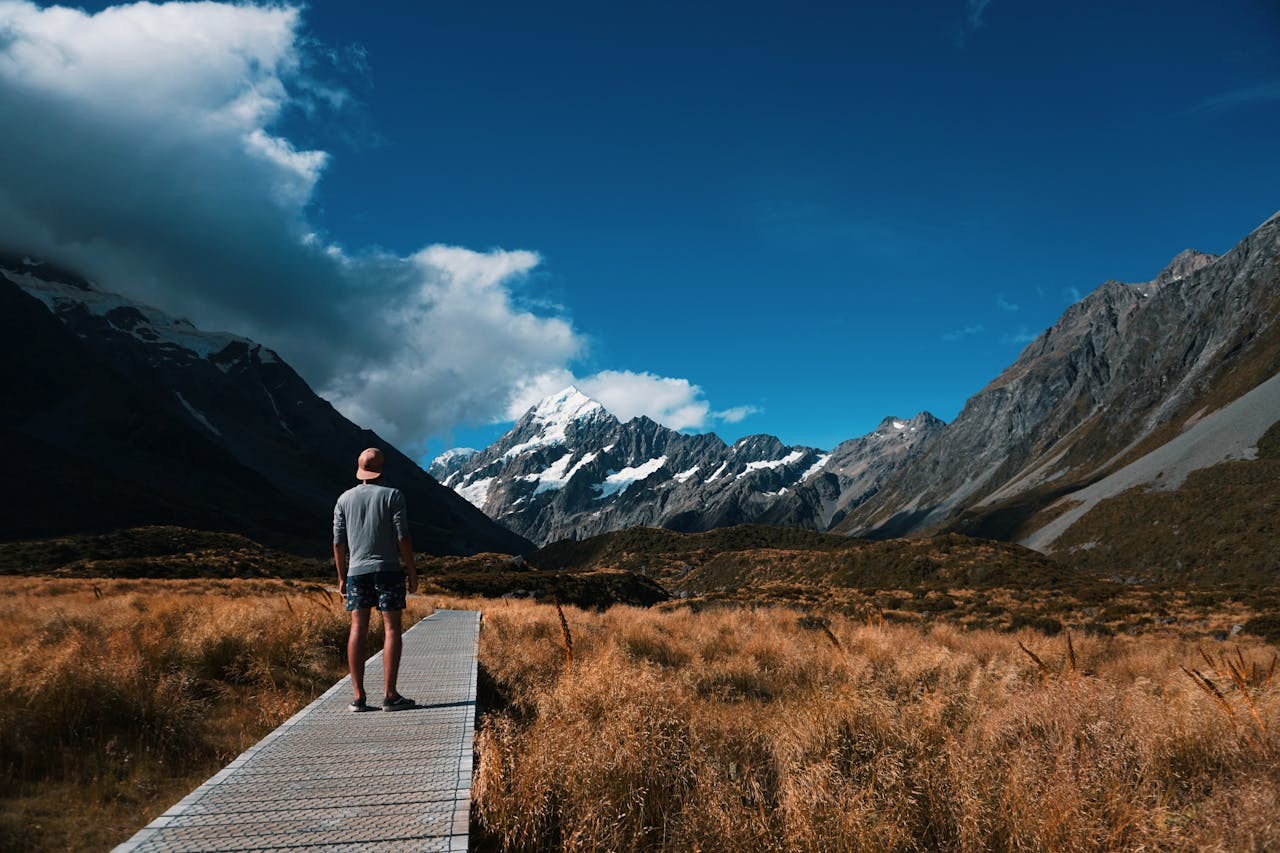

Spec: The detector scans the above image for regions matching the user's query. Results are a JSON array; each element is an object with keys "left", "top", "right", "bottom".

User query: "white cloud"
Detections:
[
  {"left": 0, "top": 1, "right": 590, "bottom": 450},
  {"left": 324, "top": 247, "right": 584, "bottom": 447},
  {"left": 500, "top": 369, "right": 755, "bottom": 433},
  {"left": 996, "top": 294, "right": 1019, "bottom": 312},
  {"left": 942, "top": 324, "right": 984, "bottom": 341},
  {"left": 1003, "top": 327, "right": 1040, "bottom": 345},
  {"left": 579, "top": 371, "right": 711, "bottom": 431},
  {"left": 501, "top": 369, "right": 580, "bottom": 421},
  {"left": 714, "top": 405, "right": 763, "bottom": 424},
  {"left": 1064, "top": 286, "right": 1083, "bottom": 303}
]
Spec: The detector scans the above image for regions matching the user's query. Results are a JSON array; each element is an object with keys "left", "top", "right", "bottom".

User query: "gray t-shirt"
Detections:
[{"left": 333, "top": 483, "right": 410, "bottom": 577}]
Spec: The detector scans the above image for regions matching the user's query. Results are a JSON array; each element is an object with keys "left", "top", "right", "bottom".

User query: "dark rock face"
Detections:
[
  {"left": 429, "top": 387, "right": 942, "bottom": 546},
  {"left": 0, "top": 254, "right": 531, "bottom": 556},
  {"left": 834, "top": 211, "right": 1280, "bottom": 547}
]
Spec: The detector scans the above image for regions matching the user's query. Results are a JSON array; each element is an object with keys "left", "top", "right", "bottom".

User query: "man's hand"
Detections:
[
  {"left": 398, "top": 537, "right": 417, "bottom": 594},
  {"left": 338, "top": 578, "right": 347, "bottom": 596}
]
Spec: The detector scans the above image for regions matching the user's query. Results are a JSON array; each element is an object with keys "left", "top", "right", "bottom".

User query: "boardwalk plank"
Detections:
[{"left": 114, "top": 609, "right": 480, "bottom": 852}]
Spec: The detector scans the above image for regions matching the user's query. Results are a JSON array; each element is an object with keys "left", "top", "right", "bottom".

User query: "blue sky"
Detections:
[{"left": 3, "top": 0, "right": 1279, "bottom": 459}]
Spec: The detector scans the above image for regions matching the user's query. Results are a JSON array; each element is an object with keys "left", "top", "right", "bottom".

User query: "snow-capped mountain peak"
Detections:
[
  {"left": 433, "top": 447, "right": 478, "bottom": 464},
  {"left": 3, "top": 262, "right": 279, "bottom": 369},
  {"left": 433, "top": 388, "right": 944, "bottom": 544},
  {"left": 530, "top": 385, "right": 604, "bottom": 424},
  {"left": 501, "top": 386, "right": 614, "bottom": 459},
  {"left": 428, "top": 447, "right": 479, "bottom": 487}
]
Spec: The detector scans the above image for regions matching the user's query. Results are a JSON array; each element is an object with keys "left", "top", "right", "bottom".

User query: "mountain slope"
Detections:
[
  {"left": 834, "top": 211, "right": 1280, "bottom": 553},
  {"left": 0, "top": 254, "right": 530, "bottom": 556},
  {"left": 527, "top": 524, "right": 1071, "bottom": 592},
  {"left": 430, "top": 387, "right": 941, "bottom": 545}
]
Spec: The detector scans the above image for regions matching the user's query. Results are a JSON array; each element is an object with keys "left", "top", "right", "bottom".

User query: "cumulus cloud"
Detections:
[
  {"left": 0, "top": 1, "right": 600, "bottom": 449},
  {"left": 713, "top": 405, "right": 764, "bottom": 424},
  {"left": 323, "top": 247, "right": 584, "bottom": 445},
  {"left": 577, "top": 371, "right": 713, "bottom": 431},
  {"left": 942, "top": 324, "right": 984, "bottom": 341},
  {"left": 502, "top": 369, "right": 758, "bottom": 432}
]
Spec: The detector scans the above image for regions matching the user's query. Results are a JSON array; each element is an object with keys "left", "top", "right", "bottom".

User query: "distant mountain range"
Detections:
[
  {"left": 4, "top": 209, "right": 1277, "bottom": 579},
  {"left": 0, "top": 253, "right": 530, "bottom": 556},
  {"left": 429, "top": 386, "right": 941, "bottom": 546},
  {"left": 437, "top": 211, "right": 1280, "bottom": 576}
]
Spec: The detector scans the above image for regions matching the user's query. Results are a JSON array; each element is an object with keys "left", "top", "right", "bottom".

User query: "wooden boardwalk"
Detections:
[{"left": 115, "top": 609, "right": 481, "bottom": 852}]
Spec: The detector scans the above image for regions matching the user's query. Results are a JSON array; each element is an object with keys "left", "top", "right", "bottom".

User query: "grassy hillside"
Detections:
[
  {"left": 0, "top": 525, "right": 323, "bottom": 577},
  {"left": 418, "top": 553, "right": 667, "bottom": 609},
  {"left": 1052, "top": 420, "right": 1280, "bottom": 586},
  {"left": 531, "top": 525, "right": 1065, "bottom": 588},
  {"left": 526, "top": 523, "right": 1280, "bottom": 639},
  {"left": 0, "top": 526, "right": 663, "bottom": 609},
  {"left": 530, "top": 524, "right": 857, "bottom": 570}
]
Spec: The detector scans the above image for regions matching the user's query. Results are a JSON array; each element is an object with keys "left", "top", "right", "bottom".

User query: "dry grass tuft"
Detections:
[
  {"left": 1182, "top": 644, "right": 1275, "bottom": 755},
  {"left": 553, "top": 596, "right": 573, "bottom": 668},
  {"left": 474, "top": 599, "right": 1280, "bottom": 851},
  {"left": 0, "top": 577, "right": 432, "bottom": 851}
]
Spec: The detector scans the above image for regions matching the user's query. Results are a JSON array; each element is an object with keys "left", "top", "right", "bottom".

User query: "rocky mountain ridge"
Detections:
[
  {"left": 834, "top": 210, "right": 1280, "bottom": 555},
  {"left": 431, "top": 387, "right": 942, "bottom": 545},
  {"left": 0, "top": 253, "right": 530, "bottom": 556}
]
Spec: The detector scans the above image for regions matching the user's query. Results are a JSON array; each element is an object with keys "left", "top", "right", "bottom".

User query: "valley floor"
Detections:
[{"left": 1, "top": 578, "right": 1276, "bottom": 850}]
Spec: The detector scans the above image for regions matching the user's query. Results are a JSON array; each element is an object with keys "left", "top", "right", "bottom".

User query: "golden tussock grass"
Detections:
[
  {"left": 4, "top": 577, "right": 1277, "bottom": 851},
  {"left": 0, "top": 578, "right": 433, "bottom": 851},
  {"left": 474, "top": 600, "right": 1280, "bottom": 851}
]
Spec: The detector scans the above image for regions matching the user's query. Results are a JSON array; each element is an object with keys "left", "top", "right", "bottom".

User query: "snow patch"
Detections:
[
  {"left": 174, "top": 392, "right": 221, "bottom": 436},
  {"left": 798, "top": 454, "right": 831, "bottom": 483},
  {"left": 6, "top": 269, "right": 247, "bottom": 360},
  {"left": 456, "top": 477, "right": 495, "bottom": 509},
  {"left": 706, "top": 461, "right": 729, "bottom": 482},
  {"left": 522, "top": 451, "right": 598, "bottom": 495},
  {"left": 737, "top": 449, "right": 806, "bottom": 479},
  {"left": 566, "top": 451, "right": 598, "bottom": 480},
  {"left": 673, "top": 465, "right": 700, "bottom": 483},
  {"left": 594, "top": 456, "right": 668, "bottom": 499}
]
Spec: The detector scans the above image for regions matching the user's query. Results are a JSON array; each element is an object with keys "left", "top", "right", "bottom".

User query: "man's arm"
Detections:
[
  {"left": 334, "top": 543, "right": 350, "bottom": 593},
  {"left": 399, "top": 537, "right": 418, "bottom": 594},
  {"left": 333, "top": 501, "right": 348, "bottom": 593},
  {"left": 390, "top": 489, "right": 417, "bottom": 593}
]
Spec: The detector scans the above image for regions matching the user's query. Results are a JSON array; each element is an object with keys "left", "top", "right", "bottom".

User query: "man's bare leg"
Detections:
[
  {"left": 348, "top": 608, "right": 371, "bottom": 701},
  {"left": 382, "top": 608, "right": 403, "bottom": 699}
]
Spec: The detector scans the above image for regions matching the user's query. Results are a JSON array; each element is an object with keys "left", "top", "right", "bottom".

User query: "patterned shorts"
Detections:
[{"left": 345, "top": 571, "right": 406, "bottom": 612}]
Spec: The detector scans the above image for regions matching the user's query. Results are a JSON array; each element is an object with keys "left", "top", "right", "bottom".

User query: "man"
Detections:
[{"left": 333, "top": 447, "right": 420, "bottom": 712}]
